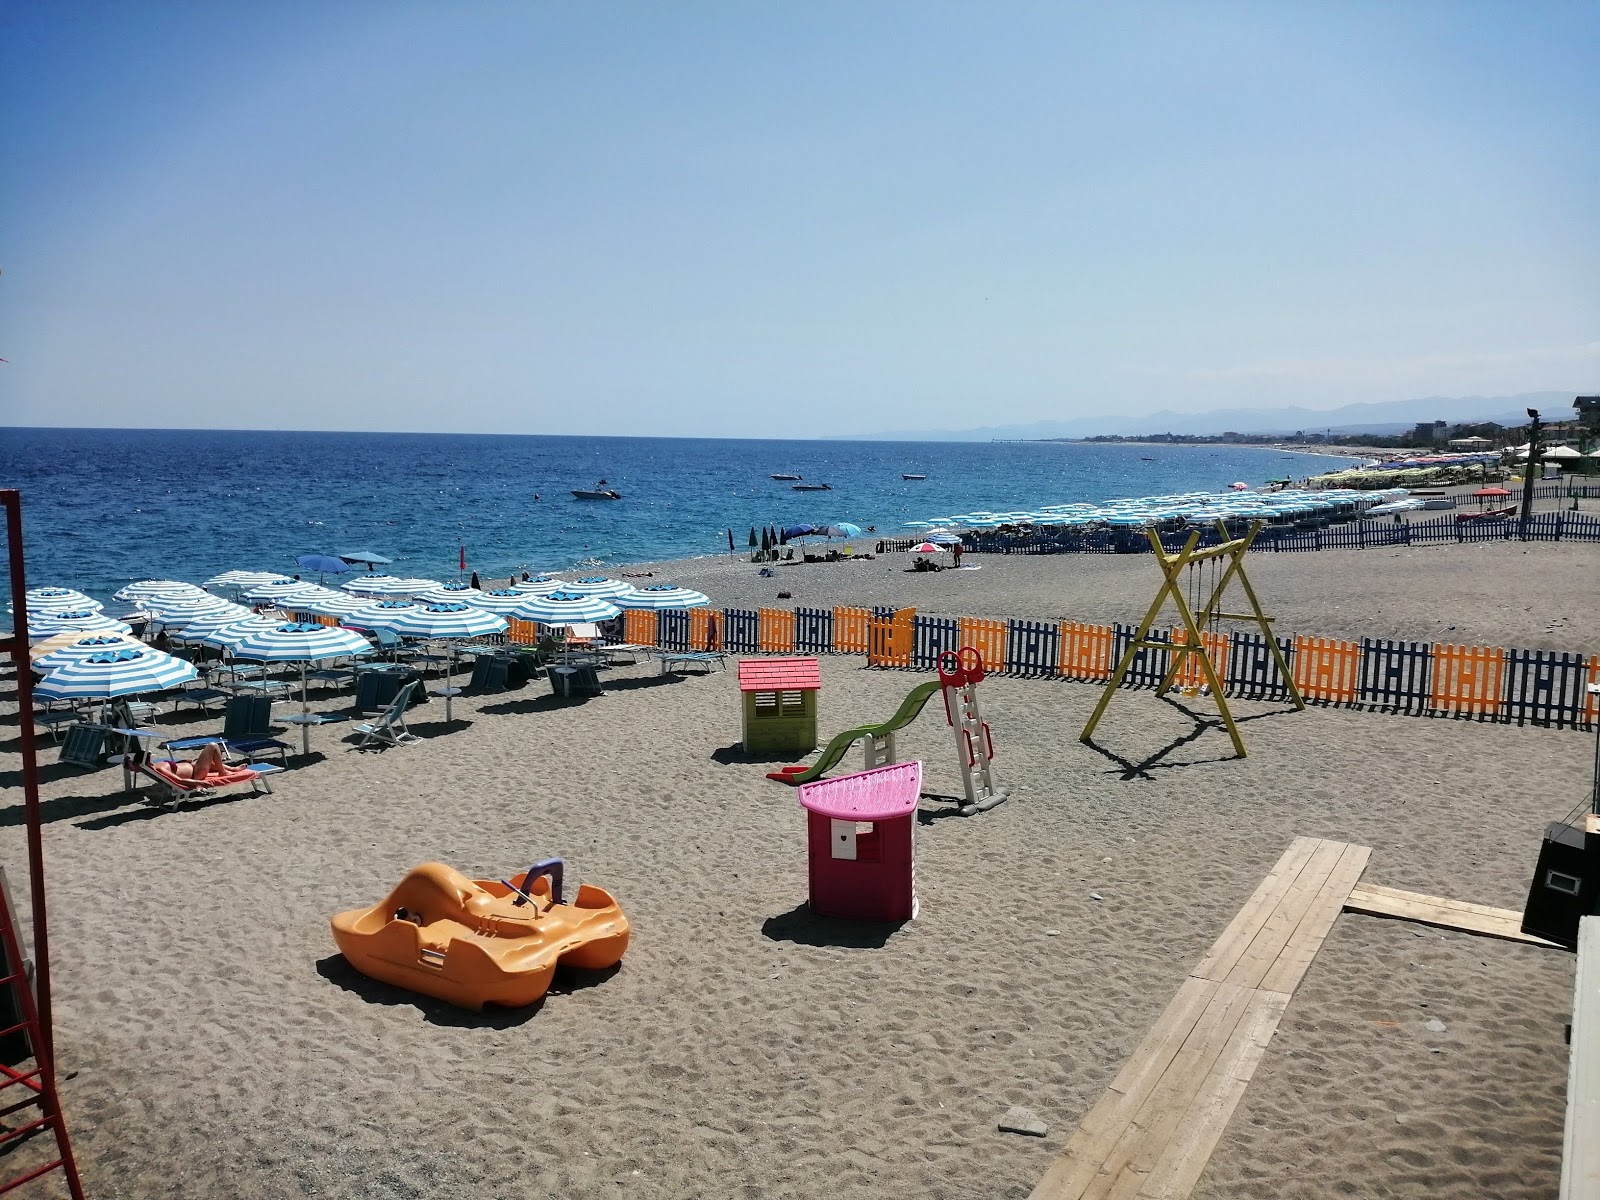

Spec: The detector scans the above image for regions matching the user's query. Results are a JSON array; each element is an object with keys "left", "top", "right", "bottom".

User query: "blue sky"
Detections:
[{"left": 1, "top": 1, "right": 1595, "bottom": 436}]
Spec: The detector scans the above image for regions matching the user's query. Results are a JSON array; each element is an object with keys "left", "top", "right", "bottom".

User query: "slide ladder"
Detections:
[{"left": 938, "top": 648, "right": 1009, "bottom": 816}]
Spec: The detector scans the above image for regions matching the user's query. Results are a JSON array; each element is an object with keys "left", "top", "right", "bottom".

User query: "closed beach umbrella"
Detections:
[
  {"left": 561, "top": 576, "right": 633, "bottom": 599},
  {"left": 748, "top": 527, "right": 757, "bottom": 549},
  {"left": 356, "top": 603, "right": 508, "bottom": 721},
  {"left": 29, "top": 632, "right": 147, "bottom": 670},
  {"left": 612, "top": 585, "right": 711, "bottom": 610},
  {"left": 514, "top": 590, "right": 622, "bottom": 625},
  {"left": 34, "top": 646, "right": 198, "bottom": 703},
  {"left": 230, "top": 621, "right": 374, "bottom": 753},
  {"left": 27, "top": 609, "right": 134, "bottom": 643},
  {"left": 114, "top": 580, "right": 203, "bottom": 603}
]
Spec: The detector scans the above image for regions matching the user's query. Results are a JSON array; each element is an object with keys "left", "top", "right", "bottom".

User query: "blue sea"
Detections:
[{"left": 0, "top": 428, "right": 1356, "bottom": 606}]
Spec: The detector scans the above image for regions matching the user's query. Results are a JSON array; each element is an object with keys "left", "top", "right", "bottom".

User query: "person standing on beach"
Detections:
[{"left": 952, "top": 542, "right": 963, "bottom": 567}]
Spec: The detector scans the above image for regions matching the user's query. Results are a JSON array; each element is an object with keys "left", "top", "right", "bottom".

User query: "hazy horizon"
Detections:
[{"left": 2, "top": 3, "right": 1595, "bottom": 437}]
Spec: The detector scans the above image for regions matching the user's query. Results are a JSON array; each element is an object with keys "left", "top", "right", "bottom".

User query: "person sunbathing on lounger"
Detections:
[{"left": 171, "top": 743, "right": 227, "bottom": 780}]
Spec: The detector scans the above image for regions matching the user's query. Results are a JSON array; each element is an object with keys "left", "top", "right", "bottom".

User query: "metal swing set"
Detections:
[{"left": 1079, "top": 519, "right": 1304, "bottom": 758}]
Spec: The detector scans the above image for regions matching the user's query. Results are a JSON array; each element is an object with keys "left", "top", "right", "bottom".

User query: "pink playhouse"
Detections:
[{"left": 796, "top": 760, "right": 921, "bottom": 922}]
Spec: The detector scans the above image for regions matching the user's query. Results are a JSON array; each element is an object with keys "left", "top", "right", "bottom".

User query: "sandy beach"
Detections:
[{"left": 1, "top": 530, "right": 1595, "bottom": 1199}]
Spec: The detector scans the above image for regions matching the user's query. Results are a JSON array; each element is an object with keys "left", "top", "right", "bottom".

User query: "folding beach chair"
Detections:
[
  {"left": 353, "top": 680, "right": 423, "bottom": 750},
  {"left": 59, "top": 724, "right": 111, "bottom": 769},
  {"left": 160, "top": 734, "right": 292, "bottom": 767}
]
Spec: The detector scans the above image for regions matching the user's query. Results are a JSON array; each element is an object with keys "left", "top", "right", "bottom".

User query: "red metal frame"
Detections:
[{"left": 1, "top": 489, "right": 87, "bottom": 1198}]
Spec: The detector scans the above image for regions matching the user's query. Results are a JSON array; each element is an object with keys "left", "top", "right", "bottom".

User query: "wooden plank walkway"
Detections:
[
  {"left": 1562, "top": 916, "right": 1600, "bottom": 1199},
  {"left": 1030, "top": 837, "right": 1370, "bottom": 1200},
  {"left": 1344, "top": 882, "right": 1562, "bottom": 948}
]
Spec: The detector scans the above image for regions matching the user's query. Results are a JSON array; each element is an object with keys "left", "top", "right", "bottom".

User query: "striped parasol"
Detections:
[
  {"left": 34, "top": 646, "right": 198, "bottom": 701},
  {"left": 229, "top": 621, "right": 376, "bottom": 754},
  {"left": 27, "top": 610, "right": 134, "bottom": 643},
  {"left": 114, "top": 580, "right": 204, "bottom": 603},
  {"left": 339, "top": 600, "right": 419, "bottom": 629},
  {"left": 343, "top": 576, "right": 440, "bottom": 598},
  {"left": 21, "top": 588, "right": 102, "bottom": 614},
  {"left": 240, "top": 581, "right": 324, "bottom": 603},
  {"left": 289, "top": 593, "right": 375, "bottom": 618},
  {"left": 510, "top": 575, "right": 566, "bottom": 595},
  {"left": 142, "top": 594, "right": 247, "bottom": 622},
  {"left": 29, "top": 633, "right": 147, "bottom": 670},
  {"left": 415, "top": 582, "right": 482, "bottom": 604},
  {"left": 203, "top": 570, "right": 292, "bottom": 589},
  {"left": 192, "top": 616, "right": 282, "bottom": 650},
  {"left": 351, "top": 603, "right": 507, "bottom": 721},
  {"left": 612, "top": 585, "right": 711, "bottom": 610},
  {"left": 513, "top": 591, "right": 621, "bottom": 624},
  {"left": 463, "top": 588, "right": 538, "bottom": 614},
  {"left": 560, "top": 576, "right": 633, "bottom": 599}
]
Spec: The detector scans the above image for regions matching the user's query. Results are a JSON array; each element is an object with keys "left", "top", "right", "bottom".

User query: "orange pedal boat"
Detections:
[{"left": 330, "top": 859, "right": 629, "bottom": 1011}]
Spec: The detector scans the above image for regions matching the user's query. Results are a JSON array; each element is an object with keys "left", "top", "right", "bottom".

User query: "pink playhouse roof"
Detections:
[
  {"left": 798, "top": 761, "right": 922, "bottom": 820},
  {"left": 738, "top": 656, "right": 821, "bottom": 692}
]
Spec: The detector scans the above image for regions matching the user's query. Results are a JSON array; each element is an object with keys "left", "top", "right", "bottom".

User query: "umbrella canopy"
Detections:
[
  {"left": 415, "top": 582, "right": 482, "bottom": 604},
  {"left": 26, "top": 610, "right": 134, "bottom": 642},
  {"left": 339, "top": 600, "right": 420, "bottom": 628},
  {"left": 241, "top": 581, "right": 323, "bottom": 603},
  {"left": 142, "top": 592, "right": 243, "bottom": 617},
  {"left": 1540, "top": 445, "right": 1583, "bottom": 460},
  {"left": 230, "top": 621, "right": 374, "bottom": 663},
  {"left": 361, "top": 602, "right": 507, "bottom": 639},
  {"left": 288, "top": 593, "right": 374, "bottom": 617},
  {"left": 783, "top": 524, "right": 816, "bottom": 539},
  {"left": 560, "top": 576, "right": 633, "bottom": 599},
  {"left": 612, "top": 585, "right": 711, "bottom": 610},
  {"left": 113, "top": 580, "right": 203, "bottom": 603},
  {"left": 34, "top": 647, "right": 198, "bottom": 700},
  {"left": 30, "top": 632, "right": 147, "bottom": 669},
  {"left": 338, "top": 550, "right": 393, "bottom": 567},
  {"left": 925, "top": 533, "right": 962, "bottom": 545},
  {"left": 203, "top": 570, "right": 292, "bottom": 589},
  {"left": 21, "top": 587, "right": 101, "bottom": 614},
  {"left": 513, "top": 591, "right": 622, "bottom": 624},
  {"left": 342, "top": 576, "right": 438, "bottom": 597},
  {"left": 823, "top": 523, "right": 863, "bottom": 538},
  {"left": 464, "top": 588, "right": 539, "bottom": 614},
  {"left": 149, "top": 600, "right": 252, "bottom": 628},
  {"left": 1472, "top": 487, "right": 1513, "bottom": 497},
  {"left": 510, "top": 575, "right": 566, "bottom": 594},
  {"left": 296, "top": 554, "right": 354, "bottom": 576},
  {"left": 193, "top": 616, "right": 282, "bottom": 650},
  {"left": 1229, "top": 482, "right": 1250, "bottom": 490},
  {"left": 909, "top": 542, "right": 946, "bottom": 553}
]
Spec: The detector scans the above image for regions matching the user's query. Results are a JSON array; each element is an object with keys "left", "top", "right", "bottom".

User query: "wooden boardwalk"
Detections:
[
  {"left": 1562, "top": 916, "right": 1600, "bottom": 1199},
  {"left": 1344, "top": 882, "right": 1560, "bottom": 948},
  {"left": 1030, "top": 837, "right": 1370, "bottom": 1200}
]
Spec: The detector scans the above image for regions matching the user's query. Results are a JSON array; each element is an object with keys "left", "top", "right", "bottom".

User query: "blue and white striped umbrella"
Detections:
[
  {"left": 416, "top": 582, "right": 482, "bottom": 604},
  {"left": 464, "top": 588, "right": 538, "bottom": 614},
  {"left": 340, "top": 600, "right": 419, "bottom": 629},
  {"left": 241, "top": 581, "right": 324, "bottom": 603},
  {"left": 203, "top": 570, "right": 291, "bottom": 589},
  {"left": 290, "top": 593, "right": 375, "bottom": 617},
  {"left": 560, "top": 576, "right": 633, "bottom": 599},
  {"left": 34, "top": 647, "right": 198, "bottom": 700},
  {"left": 230, "top": 621, "right": 374, "bottom": 663},
  {"left": 27, "top": 610, "right": 134, "bottom": 643},
  {"left": 612, "top": 585, "right": 711, "bottom": 610},
  {"left": 30, "top": 633, "right": 148, "bottom": 671},
  {"left": 143, "top": 593, "right": 244, "bottom": 619},
  {"left": 21, "top": 588, "right": 102, "bottom": 614},
  {"left": 114, "top": 580, "right": 204, "bottom": 603},
  {"left": 513, "top": 591, "right": 621, "bottom": 624},
  {"left": 510, "top": 575, "right": 566, "bottom": 595},
  {"left": 193, "top": 616, "right": 282, "bottom": 650},
  {"left": 343, "top": 576, "right": 439, "bottom": 598},
  {"left": 368, "top": 602, "right": 507, "bottom": 639},
  {"left": 341, "top": 574, "right": 406, "bottom": 594},
  {"left": 152, "top": 603, "right": 253, "bottom": 630}
]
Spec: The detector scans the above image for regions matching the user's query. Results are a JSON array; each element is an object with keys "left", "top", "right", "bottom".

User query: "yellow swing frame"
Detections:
[{"left": 1079, "top": 520, "right": 1303, "bottom": 758}]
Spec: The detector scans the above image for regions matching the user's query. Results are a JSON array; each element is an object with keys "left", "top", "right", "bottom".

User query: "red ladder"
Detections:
[{"left": 0, "top": 896, "right": 83, "bottom": 1198}]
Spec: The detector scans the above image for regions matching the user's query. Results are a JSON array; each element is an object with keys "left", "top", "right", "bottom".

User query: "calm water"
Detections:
[{"left": 0, "top": 428, "right": 1353, "bottom": 608}]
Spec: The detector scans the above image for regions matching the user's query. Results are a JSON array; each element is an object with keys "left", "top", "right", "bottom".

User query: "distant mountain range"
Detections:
[{"left": 844, "top": 391, "right": 1577, "bottom": 442}]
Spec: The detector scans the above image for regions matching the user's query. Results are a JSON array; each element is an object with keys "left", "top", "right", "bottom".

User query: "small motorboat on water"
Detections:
[
  {"left": 902, "top": 474, "right": 927, "bottom": 480},
  {"left": 572, "top": 479, "right": 622, "bottom": 500},
  {"left": 792, "top": 483, "right": 832, "bottom": 491},
  {"left": 770, "top": 473, "right": 802, "bottom": 481}
]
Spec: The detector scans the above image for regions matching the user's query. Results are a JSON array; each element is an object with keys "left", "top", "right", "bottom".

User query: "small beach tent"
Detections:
[{"left": 739, "top": 657, "right": 820, "bottom": 756}]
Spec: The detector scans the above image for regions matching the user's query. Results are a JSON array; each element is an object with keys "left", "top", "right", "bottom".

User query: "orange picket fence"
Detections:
[
  {"left": 959, "top": 617, "right": 1008, "bottom": 670},
  {"left": 689, "top": 607, "right": 719, "bottom": 650},
  {"left": 759, "top": 607, "right": 796, "bottom": 654},
  {"left": 1292, "top": 636, "right": 1361, "bottom": 703},
  {"left": 623, "top": 609, "right": 658, "bottom": 647},
  {"left": 1058, "top": 621, "right": 1114, "bottom": 681},
  {"left": 507, "top": 617, "right": 538, "bottom": 645},
  {"left": 1170, "top": 628, "right": 1229, "bottom": 690},
  {"left": 834, "top": 606, "right": 872, "bottom": 655},
  {"left": 1429, "top": 644, "right": 1505, "bottom": 717},
  {"left": 867, "top": 608, "right": 915, "bottom": 668}
]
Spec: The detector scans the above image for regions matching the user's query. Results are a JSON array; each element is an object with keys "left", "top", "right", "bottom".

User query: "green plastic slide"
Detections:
[{"left": 768, "top": 680, "right": 943, "bottom": 785}]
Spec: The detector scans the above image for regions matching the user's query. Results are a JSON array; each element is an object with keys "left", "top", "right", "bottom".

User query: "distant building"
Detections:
[
  {"left": 1447, "top": 435, "right": 1493, "bottom": 449},
  {"left": 1576, "top": 396, "right": 1600, "bottom": 429},
  {"left": 1413, "top": 420, "right": 1448, "bottom": 443}
]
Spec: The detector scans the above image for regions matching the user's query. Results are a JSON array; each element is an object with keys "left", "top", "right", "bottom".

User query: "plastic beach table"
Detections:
[{"left": 278, "top": 712, "right": 349, "bottom": 755}]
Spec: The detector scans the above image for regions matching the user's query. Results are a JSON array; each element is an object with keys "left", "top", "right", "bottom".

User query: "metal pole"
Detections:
[
  {"left": 1, "top": 491, "right": 56, "bottom": 1062},
  {"left": 1519, "top": 409, "right": 1542, "bottom": 529}
]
